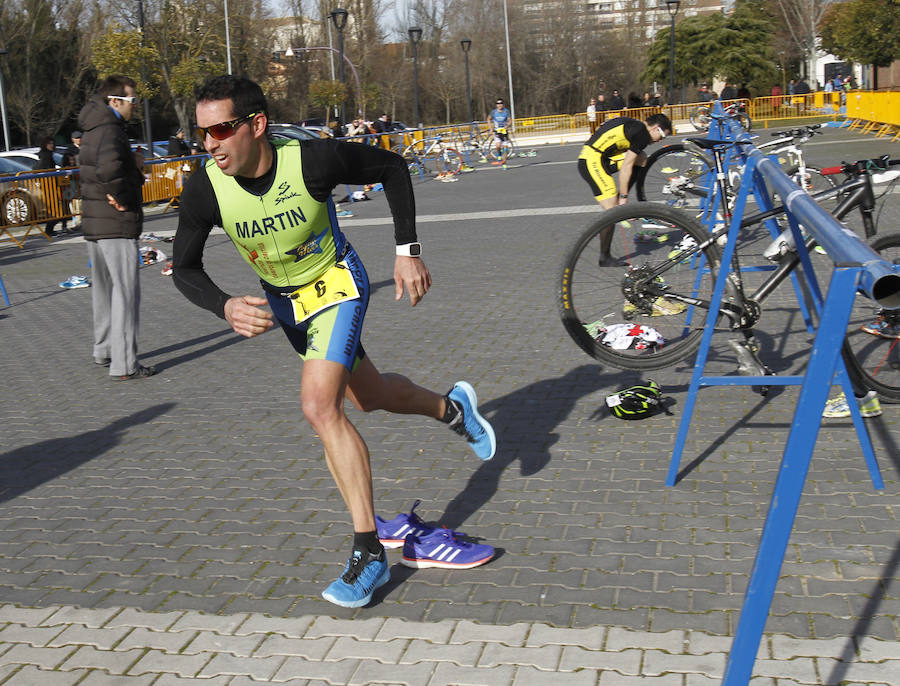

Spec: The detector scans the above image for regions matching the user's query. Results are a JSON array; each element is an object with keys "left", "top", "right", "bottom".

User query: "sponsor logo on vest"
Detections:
[
  {"left": 285, "top": 226, "right": 329, "bottom": 263},
  {"left": 275, "top": 181, "right": 302, "bottom": 206},
  {"left": 235, "top": 205, "right": 308, "bottom": 238}
]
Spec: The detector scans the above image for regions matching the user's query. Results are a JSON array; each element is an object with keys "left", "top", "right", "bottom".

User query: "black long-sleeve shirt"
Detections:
[{"left": 173, "top": 138, "right": 417, "bottom": 318}]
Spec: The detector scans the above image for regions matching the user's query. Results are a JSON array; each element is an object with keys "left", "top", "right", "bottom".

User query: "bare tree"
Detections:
[{"left": 771, "top": 0, "right": 832, "bottom": 82}]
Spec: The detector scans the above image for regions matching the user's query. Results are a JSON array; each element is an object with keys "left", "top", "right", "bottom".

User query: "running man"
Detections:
[
  {"left": 172, "top": 75, "right": 497, "bottom": 608},
  {"left": 577, "top": 113, "right": 672, "bottom": 210},
  {"left": 489, "top": 98, "right": 512, "bottom": 165}
]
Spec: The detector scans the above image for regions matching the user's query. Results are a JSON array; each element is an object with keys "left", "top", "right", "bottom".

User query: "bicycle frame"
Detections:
[{"left": 639, "top": 162, "right": 886, "bottom": 328}]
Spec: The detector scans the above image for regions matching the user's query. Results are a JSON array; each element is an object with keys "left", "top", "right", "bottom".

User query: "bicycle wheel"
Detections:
[
  {"left": 558, "top": 203, "right": 721, "bottom": 370},
  {"left": 785, "top": 165, "right": 836, "bottom": 195},
  {"left": 737, "top": 111, "right": 753, "bottom": 132},
  {"left": 435, "top": 148, "right": 462, "bottom": 175},
  {"left": 841, "top": 231, "right": 900, "bottom": 402},
  {"left": 690, "top": 106, "right": 711, "bottom": 131},
  {"left": 785, "top": 165, "right": 838, "bottom": 210},
  {"left": 636, "top": 145, "right": 715, "bottom": 212}
]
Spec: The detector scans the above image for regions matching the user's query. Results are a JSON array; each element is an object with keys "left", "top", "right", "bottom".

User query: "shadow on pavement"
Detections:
[
  {"left": 826, "top": 539, "right": 900, "bottom": 685},
  {"left": 0, "top": 403, "right": 175, "bottom": 504},
  {"left": 437, "top": 364, "right": 638, "bottom": 531}
]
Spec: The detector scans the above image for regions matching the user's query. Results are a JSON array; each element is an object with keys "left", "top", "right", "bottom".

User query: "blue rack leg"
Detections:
[
  {"left": 722, "top": 266, "right": 871, "bottom": 685},
  {"left": 0, "top": 273, "right": 10, "bottom": 306}
]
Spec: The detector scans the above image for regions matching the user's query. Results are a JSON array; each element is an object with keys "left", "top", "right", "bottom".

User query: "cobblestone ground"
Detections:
[{"left": 0, "top": 129, "right": 898, "bottom": 684}]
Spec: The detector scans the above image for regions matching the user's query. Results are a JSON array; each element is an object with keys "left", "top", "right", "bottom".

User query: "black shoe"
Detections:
[{"left": 112, "top": 364, "right": 157, "bottom": 381}]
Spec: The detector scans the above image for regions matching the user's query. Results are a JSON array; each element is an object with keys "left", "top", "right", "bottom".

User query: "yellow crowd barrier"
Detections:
[{"left": 0, "top": 156, "right": 203, "bottom": 249}]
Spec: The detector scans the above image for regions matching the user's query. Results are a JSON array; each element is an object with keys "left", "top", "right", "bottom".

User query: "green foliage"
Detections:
[
  {"left": 641, "top": 0, "right": 779, "bottom": 90},
  {"left": 308, "top": 80, "right": 349, "bottom": 119},
  {"left": 91, "top": 25, "right": 162, "bottom": 97},
  {"left": 819, "top": 0, "right": 900, "bottom": 68}
]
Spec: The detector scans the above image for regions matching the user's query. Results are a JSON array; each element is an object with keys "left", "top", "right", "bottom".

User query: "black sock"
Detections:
[
  {"left": 353, "top": 531, "right": 383, "bottom": 556},
  {"left": 440, "top": 395, "right": 461, "bottom": 424}
]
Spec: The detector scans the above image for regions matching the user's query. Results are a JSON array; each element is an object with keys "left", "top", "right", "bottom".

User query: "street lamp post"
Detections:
[
  {"left": 0, "top": 49, "right": 9, "bottom": 151},
  {"left": 665, "top": 0, "right": 680, "bottom": 105},
  {"left": 460, "top": 39, "right": 473, "bottom": 124},
  {"left": 409, "top": 27, "right": 422, "bottom": 128},
  {"left": 330, "top": 8, "right": 348, "bottom": 125}
]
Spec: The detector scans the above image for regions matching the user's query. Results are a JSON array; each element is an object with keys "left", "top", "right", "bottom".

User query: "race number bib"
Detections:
[
  {"left": 496, "top": 127, "right": 507, "bottom": 135},
  {"left": 289, "top": 260, "right": 360, "bottom": 323}
]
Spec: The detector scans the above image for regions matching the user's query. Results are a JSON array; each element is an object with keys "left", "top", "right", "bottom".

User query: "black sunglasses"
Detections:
[{"left": 195, "top": 112, "right": 260, "bottom": 141}]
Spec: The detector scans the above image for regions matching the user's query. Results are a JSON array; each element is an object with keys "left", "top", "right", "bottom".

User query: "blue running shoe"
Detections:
[
  {"left": 447, "top": 381, "right": 496, "bottom": 460},
  {"left": 376, "top": 499, "right": 435, "bottom": 549},
  {"left": 321, "top": 549, "right": 390, "bottom": 608},
  {"left": 401, "top": 528, "right": 494, "bottom": 569}
]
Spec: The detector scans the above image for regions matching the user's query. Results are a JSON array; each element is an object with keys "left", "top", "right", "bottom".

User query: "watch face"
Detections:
[{"left": 409, "top": 243, "right": 421, "bottom": 256}]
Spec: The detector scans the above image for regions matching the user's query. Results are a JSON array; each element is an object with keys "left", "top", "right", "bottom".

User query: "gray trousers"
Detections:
[{"left": 88, "top": 238, "right": 141, "bottom": 376}]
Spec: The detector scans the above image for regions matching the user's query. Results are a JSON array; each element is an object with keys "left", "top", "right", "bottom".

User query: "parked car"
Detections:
[
  {"left": 268, "top": 123, "right": 321, "bottom": 142},
  {"left": 0, "top": 157, "right": 48, "bottom": 226},
  {"left": 0, "top": 148, "right": 64, "bottom": 169}
]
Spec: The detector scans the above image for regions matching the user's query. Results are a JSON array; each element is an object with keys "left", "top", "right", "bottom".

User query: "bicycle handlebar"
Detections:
[
  {"left": 769, "top": 124, "right": 823, "bottom": 140},
  {"left": 821, "top": 155, "right": 900, "bottom": 176}
]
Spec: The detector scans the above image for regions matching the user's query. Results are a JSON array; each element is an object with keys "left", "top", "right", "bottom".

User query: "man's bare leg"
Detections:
[{"left": 301, "top": 358, "right": 375, "bottom": 533}]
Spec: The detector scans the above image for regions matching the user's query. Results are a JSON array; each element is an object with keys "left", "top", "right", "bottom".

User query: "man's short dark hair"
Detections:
[
  {"left": 196, "top": 75, "right": 268, "bottom": 119},
  {"left": 97, "top": 75, "right": 137, "bottom": 99},
  {"left": 646, "top": 113, "right": 673, "bottom": 134}
]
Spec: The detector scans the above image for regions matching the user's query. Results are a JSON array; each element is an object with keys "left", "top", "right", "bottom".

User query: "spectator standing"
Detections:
[
  {"left": 737, "top": 84, "right": 751, "bottom": 99},
  {"left": 61, "top": 131, "right": 82, "bottom": 167},
  {"left": 77, "top": 74, "right": 155, "bottom": 380},
  {"left": 167, "top": 127, "right": 191, "bottom": 156},
  {"left": 697, "top": 84, "right": 716, "bottom": 102},
  {"left": 39, "top": 137, "right": 69, "bottom": 237},
  {"left": 607, "top": 89, "right": 625, "bottom": 111},
  {"left": 596, "top": 94, "right": 608, "bottom": 124},
  {"left": 720, "top": 83, "right": 738, "bottom": 100},
  {"left": 587, "top": 98, "right": 598, "bottom": 134},
  {"left": 371, "top": 113, "right": 393, "bottom": 150}
]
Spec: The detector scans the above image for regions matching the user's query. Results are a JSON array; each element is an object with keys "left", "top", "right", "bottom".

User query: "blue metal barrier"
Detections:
[{"left": 669, "top": 101, "right": 900, "bottom": 684}]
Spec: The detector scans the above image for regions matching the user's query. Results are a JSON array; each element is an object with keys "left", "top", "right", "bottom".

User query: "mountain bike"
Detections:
[
  {"left": 690, "top": 100, "right": 751, "bottom": 132},
  {"left": 636, "top": 125, "right": 834, "bottom": 213},
  {"left": 392, "top": 135, "right": 463, "bottom": 176},
  {"left": 558, "top": 154, "right": 900, "bottom": 400}
]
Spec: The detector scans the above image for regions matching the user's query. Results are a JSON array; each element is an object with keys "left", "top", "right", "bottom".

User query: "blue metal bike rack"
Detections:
[{"left": 665, "top": 105, "right": 900, "bottom": 684}]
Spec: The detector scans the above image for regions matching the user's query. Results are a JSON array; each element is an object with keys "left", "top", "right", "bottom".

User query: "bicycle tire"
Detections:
[
  {"left": 690, "top": 106, "right": 711, "bottom": 131},
  {"left": 784, "top": 165, "right": 836, "bottom": 195},
  {"left": 558, "top": 203, "right": 721, "bottom": 370},
  {"left": 636, "top": 145, "right": 715, "bottom": 213},
  {"left": 737, "top": 111, "right": 753, "bottom": 132},
  {"left": 841, "top": 231, "right": 900, "bottom": 402},
  {"left": 436, "top": 148, "right": 462, "bottom": 175}
]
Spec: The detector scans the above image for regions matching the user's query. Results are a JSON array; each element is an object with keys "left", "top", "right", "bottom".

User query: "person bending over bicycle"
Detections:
[
  {"left": 489, "top": 98, "right": 512, "bottom": 165},
  {"left": 577, "top": 113, "right": 672, "bottom": 210}
]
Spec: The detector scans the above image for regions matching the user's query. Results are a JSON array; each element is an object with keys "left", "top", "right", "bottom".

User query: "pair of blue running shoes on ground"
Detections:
[{"left": 322, "top": 382, "right": 496, "bottom": 608}]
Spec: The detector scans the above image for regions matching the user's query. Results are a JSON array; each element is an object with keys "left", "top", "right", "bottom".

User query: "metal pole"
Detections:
[
  {"left": 224, "top": 0, "right": 233, "bottom": 75},
  {"left": 668, "top": 15, "right": 676, "bottom": 104},
  {"left": 412, "top": 43, "right": 419, "bottom": 127},
  {"left": 0, "top": 50, "right": 10, "bottom": 151},
  {"left": 461, "top": 41, "right": 473, "bottom": 124},
  {"left": 137, "top": 0, "right": 153, "bottom": 148},
  {"left": 337, "top": 28, "right": 345, "bottom": 124},
  {"left": 502, "top": 0, "right": 516, "bottom": 129}
]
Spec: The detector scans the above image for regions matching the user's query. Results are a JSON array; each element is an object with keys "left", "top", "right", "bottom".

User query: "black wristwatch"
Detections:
[{"left": 618, "top": 193, "right": 629, "bottom": 199}]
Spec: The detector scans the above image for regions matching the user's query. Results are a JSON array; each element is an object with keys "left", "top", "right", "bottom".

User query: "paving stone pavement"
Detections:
[{"left": 1, "top": 133, "right": 899, "bottom": 684}]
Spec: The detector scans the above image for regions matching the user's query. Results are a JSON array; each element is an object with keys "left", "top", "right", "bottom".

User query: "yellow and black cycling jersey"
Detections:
[{"left": 578, "top": 117, "right": 652, "bottom": 175}]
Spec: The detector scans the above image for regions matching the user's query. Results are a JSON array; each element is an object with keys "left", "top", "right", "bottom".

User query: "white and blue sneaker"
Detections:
[
  {"left": 376, "top": 499, "right": 434, "bottom": 549},
  {"left": 321, "top": 548, "right": 390, "bottom": 608},
  {"left": 60, "top": 275, "right": 90, "bottom": 289},
  {"left": 447, "top": 381, "right": 496, "bottom": 460}
]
